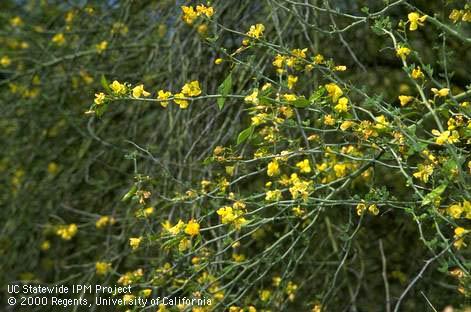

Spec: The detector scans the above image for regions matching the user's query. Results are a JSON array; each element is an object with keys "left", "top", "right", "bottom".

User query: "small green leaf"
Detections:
[
  {"left": 237, "top": 126, "right": 254, "bottom": 145},
  {"left": 292, "top": 96, "right": 310, "bottom": 108},
  {"left": 121, "top": 185, "right": 137, "bottom": 202},
  {"left": 100, "top": 74, "right": 112, "bottom": 94},
  {"left": 217, "top": 72, "right": 232, "bottom": 110},
  {"left": 421, "top": 183, "right": 447, "bottom": 206}
]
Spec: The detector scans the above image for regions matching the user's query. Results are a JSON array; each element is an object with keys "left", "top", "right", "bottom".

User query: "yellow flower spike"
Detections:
[
  {"left": 267, "top": 160, "right": 280, "bottom": 177},
  {"left": 157, "top": 90, "right": 172, "bottom": 107},
  {"left": 396, "top": 46, "right": 411, "bottom": 60},
  {"left": 398, "top": 95, "right": 414, "bottom": 106},
  {"left": 132, "top": 84, "right": 150, "bottom": 98},
  {"left": 408, "top": 12, "right": 427, "bottom": 31},
  {"left": 325, "top": 83, "right": 343, "bottom": 103},
  {"left": 431, "top": 88, "right": 450, "bottom": 97},
  {"left": 185, "top": 219, "right": 200, "bottom": 237}
]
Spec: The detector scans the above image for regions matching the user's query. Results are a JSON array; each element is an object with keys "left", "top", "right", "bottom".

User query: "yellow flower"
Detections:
[
  {"left": 96, "top": 216, "right": 116, "bottom": 229},
  {"left": 324, "top": 114, "right": 335, "bottom": 126},
  {"left": 273, "top": 54, "right": 285, "bottom": 68},
  {"left": 129, "top": 237, "right": 142, "bottom": 250},
  {"left": 143, "top": 207, "right": 154, "bottom": 217},
  {"left": 174, "top": 93, "right": 189, "bottom": 109},
  {"left": 313, "top": 54, "right": 324, "bottom": 65},
  {"left": 334, "top": 97, "right": 349, "bottom": 113},
  {"left": 181, "top": 6, "right": 198, "bottom": 25},
  {"left": 431, "top": 88, "right": 449, "bottom": 97},
  {"left": 325, "top": 83, "right": 343, "bottom": 103},
  {"left": 356, "top": 202, "right": 366, "bottom": 215},
  {"left": 0, "top": 56, "right": 11, "bottom": 67},
  {"left": 40, "top": 240, "right": 50, "bottom": 251},
  {"left": 52, "top": 33, "right": 66, "bottom": 46},
  {"left": 246, "top": 24, "right": 265, "bottom": 39},
  {"left": 374, "top": 115, "right": 389, "bottom": 130},
  {"left": 196, "top": 5, "right": 214, "bottom": 18},
  {"left": 214, "top": 58, "right": 223, "bottom": 65},
  {"left": 259, "top": 289, "right": 271, "bottom": 301},
  {"left": 251, "top": 113, "right": 267, "bottom": 126},
  {"left": 396, "top": 46, "right": 411, "bottom": 60},
  {"left": 334, "top": 65, "right": 347, "bottom": 71},
  {"left": 411, "top": 67, "right": 424, "bottom": 80},
  {"left": 368, "top": 204, "right": 379, "bottom": 216},
  {"left": 413, "top": 164, "right": 434, "bottom": 183},
  {"left": 447, "top": 203, "right": 463, "bottom": 219},
  {"left": 181, "top": 80, "right": 202, "bottom": 97},
  {"left": 185, "top": 219, "right": 200, "bottom": 237},
  {"left": 94, "top": 92, "right": 106, "bottom": 105},
  {"left": 56, "top": 224, "right": 78, "bottom": 240},
  {"left": 165, "top": 219, "right": 186, "bottom": 235},
  {"left": 287, "top": 75, "right": 298, "bottom": 89},
  {"left": 449, "top": 9, "right": 463, "bottom": 23},
  {"left": 333, "top": 163, "right": 347, "bottom": 177},
  {"left": 398, "top": 95, "right": 414, "bottom": 106},
  {"left": 157, "top": 90, "right": 172, "bottom": 107},
  {"left": 95, "top": 40, "right": 108, "bottom": 53},
  {"left": 296, "top": 159, "right": 311, "bottom": 174},
  {"left": 110, "top": 80, "right": 127, "bottom": 95},
  {"left": 340, "top": 120, "right": 354, "bottom": 131},
  {"left": 267, "top": 160, "right": 280, "bottom": 177},
  {"left": 95, "top": 262, "right": 111, "bottom": 275},
  {"left": 408, "top": 12, "right": 427, "bottom": 31},
  {"left": 265, "top": 189, "right": 282, "bottom": 201},
  {"left": 132, "top": 84, "right": 150, "bottom": 98},
  {"left": 431, "top": 129, "right": 459, "bottom": 145},
  {"left": 10, "top": 16, "right": 23, "bottom": 27},
  {"left": 283, "top": 93, "right": 297, "bottom": 102},
  {"left": 244, "top": 89, "right": 259, "bottom": 105},
  {"left": 141, "top": 289, "right": 152, "bottom": 297}
]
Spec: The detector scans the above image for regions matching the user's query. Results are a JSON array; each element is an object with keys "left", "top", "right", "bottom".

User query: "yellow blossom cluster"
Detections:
[
  {"left": 56, "top": 224, "right": 78, "bottom": 240},
  {"left": 217, "top": 201, "right": 247, "bottom": 230},
  {"left": 181, "top": 4, "right": 214, "bottom": 25}
]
